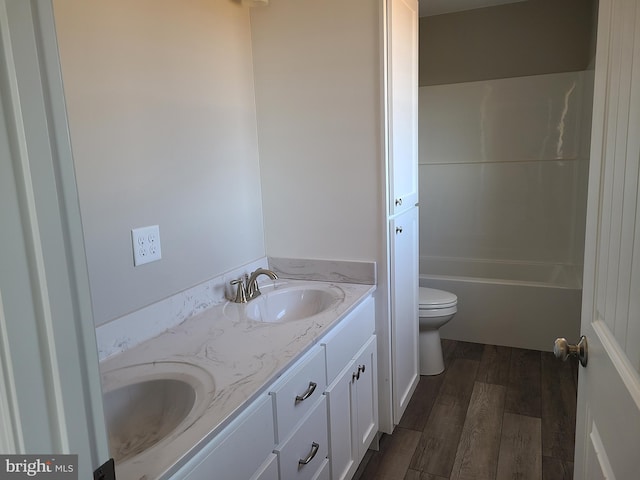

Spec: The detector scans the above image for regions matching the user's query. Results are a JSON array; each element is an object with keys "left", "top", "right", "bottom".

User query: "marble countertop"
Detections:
[{"left": 99, "top": 279, "right": 375, "bottom": 480}]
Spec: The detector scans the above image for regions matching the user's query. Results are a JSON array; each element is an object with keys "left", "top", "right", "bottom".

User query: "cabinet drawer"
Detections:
[
  {"left": 270, "top": 346, "right": 326, "bottom": 442},
  {"left": 275, "top": 396, "right": 328, "bottom": 480},
  {"left": 322, "top": 297, "right": 375, "bottom": 384}
]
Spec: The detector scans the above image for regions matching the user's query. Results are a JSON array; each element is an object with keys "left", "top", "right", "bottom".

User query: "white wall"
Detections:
[
  {"left": 419, "top": 72, "right": 591, "bottom": 268},
  {"left": 53, "top": 0, "right": 266, "bottom": 325},
  {"left": 248, "top": 0, "right": 391, "bottom": 432},
  {"left": 249, "top": 0, "right": 383, "bottom": 261}
]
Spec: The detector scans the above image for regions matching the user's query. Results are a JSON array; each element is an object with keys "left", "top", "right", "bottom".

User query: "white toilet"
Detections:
[{"left": 418, "top": 287, "right": 458, "bottom": 375}]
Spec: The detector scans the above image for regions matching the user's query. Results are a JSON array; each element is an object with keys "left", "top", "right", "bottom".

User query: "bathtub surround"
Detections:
[
  {"left": 419, "top": 267, "right": 582, "bottom": 352},
  {"left": 419, "top": 72, "right": 592, "bottom": 267},
  {"left": 418, "top": 70, "right": 593, "bottom": 350}
]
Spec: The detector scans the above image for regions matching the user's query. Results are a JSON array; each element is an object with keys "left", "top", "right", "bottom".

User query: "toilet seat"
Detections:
[{"left": 419, "top": 287, "right": 457, "bottom": 309}]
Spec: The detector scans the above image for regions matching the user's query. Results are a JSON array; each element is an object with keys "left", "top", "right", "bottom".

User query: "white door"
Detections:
[{"left": 571, "top": 0, "right": 640, "bottom": 477}]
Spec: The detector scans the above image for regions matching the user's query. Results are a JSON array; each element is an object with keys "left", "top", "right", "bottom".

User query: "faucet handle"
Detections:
[
  {"left": 230, "top": 278, "right": 247, "bottom": 303},
  {"left": 249, "top": 278, "right": 261, "bottom": 298}
]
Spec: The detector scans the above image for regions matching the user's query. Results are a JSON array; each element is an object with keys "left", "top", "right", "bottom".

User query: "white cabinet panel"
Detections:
[
  {"left": 388, "top": 0, "right": 419, "bottom": 215},
  {"left": 250, "top": 453, "right": 279, "bottom": 480},
  {"left": 390, "top": 207, "right": 419, "bottom": 424}
]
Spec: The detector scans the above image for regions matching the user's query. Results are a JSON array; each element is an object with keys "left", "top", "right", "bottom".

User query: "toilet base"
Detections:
[{"left": 419, "top": 329, "right": 445, "bottom": 375}]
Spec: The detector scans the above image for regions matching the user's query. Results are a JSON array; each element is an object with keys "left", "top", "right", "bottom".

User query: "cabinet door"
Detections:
[
  {"left": 181, "top": 395, "right": 275, "bottom": 480},
  {"left": 250, "top": 454, "right": 279, "bottom": 480},
  {"left": 388, "top": 0, "right": 418, "bottom": 215},
  {"left": 389, "top": 207, "right": 419, "bottom": 424},
  {"left": 325, "top": 363, "right": 357, "bottom": 480},
  {"left": 353, "top": 336, "right": 378, "bottom": 456}
]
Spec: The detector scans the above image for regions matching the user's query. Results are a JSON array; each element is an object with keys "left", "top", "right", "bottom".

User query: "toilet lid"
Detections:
[{"left": 419, "top": 287, "right": 457, "bottom": 309}]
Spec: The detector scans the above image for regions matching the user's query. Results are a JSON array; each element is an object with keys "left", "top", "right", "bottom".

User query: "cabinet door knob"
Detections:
[
  {"left": 352, "top": 369, "right": 360, "bottom": 382},
  {"left": 359, "top": 364, "right": 366, "bottom": 374},
  {"left": 395, "top": 198, "right": 403, "bottom": 206},
  {"left": 396, "top": 226, "right": 403, "bottom": 234},
  {"left": 295, "top": 381, "right": 317, "bottom": 404},
  {"left": 298, "top": 442, "right": 319, "bottom": 466}
]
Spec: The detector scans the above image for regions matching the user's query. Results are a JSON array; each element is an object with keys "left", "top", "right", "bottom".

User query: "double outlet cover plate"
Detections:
[{"left": 131, "top": 225, "right": 162, "bottom": 266}]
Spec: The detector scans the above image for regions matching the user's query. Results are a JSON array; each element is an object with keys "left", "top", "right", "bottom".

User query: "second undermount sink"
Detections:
[
  {"left": 101, "top": 362, "right": 214, "bottom": 464},
  {"left": 243, "top": 284, "right": 344, "bottom": 323}
]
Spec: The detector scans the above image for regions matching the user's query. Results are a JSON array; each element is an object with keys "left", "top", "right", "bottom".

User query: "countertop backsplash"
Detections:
[
  {"left": 95, "top": 257, "right": 269, "bottom": 361},
  {"left": 96, "top": 257, "right": 376, "bottom": 361}
]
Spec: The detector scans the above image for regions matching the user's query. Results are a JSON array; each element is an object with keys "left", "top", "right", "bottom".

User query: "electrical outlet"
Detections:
[{"left": 132, "top": 225, "right": 162, "bottom": 266}]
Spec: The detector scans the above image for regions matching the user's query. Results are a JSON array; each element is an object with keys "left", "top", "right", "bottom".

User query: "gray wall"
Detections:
[
  {"left": 53, "top": 0, "right": 266, "bottom": 325},
  {"left": 420, "top": 0, "right": 597, "bottom": 86}
]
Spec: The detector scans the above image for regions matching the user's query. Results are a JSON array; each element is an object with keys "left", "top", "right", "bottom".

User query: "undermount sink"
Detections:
[
  {"left": 242, "top": 284, "right": 344, "bottom": 323},
  {"left": 101, "top": 362, "right": 214, "bottom": 464}
]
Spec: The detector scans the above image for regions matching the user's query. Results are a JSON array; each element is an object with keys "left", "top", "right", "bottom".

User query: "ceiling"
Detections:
[{"left": 419, "top": 0, "right": 527, "bottom": 17}]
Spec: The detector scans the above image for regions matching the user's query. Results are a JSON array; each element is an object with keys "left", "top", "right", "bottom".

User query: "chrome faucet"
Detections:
[
  {"left": 229, "top": 268, "right": 278, "bottom": 303},
  {"left": 246, "top": 268, "right": 278, "bottom": 299}
]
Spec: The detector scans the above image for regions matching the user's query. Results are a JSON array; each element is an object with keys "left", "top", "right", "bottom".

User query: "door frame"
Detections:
[{"left": 0, "top": 0, "right": 108, "bottom": 475}]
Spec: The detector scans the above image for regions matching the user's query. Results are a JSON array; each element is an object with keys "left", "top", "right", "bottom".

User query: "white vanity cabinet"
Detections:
[
  {"left": 322, "top": 297, "right": 377, "bottom": 480},
  {"left": 178, "top": 394, "right": 276, "bottom": 480},
  {"left": 172, "top": 294, "right": 377, "bottom": 480}
]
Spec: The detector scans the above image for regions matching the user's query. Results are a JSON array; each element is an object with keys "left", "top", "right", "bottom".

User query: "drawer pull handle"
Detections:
[
  {"left": 395, "top": 198, "right": 403, "bottom": 206},
  {"left": 295, "top": 381, "right": 317, "bottom": 404},
  {"left": 359, "top": 364, "right": 366, "bottom": 374},
  {"left": 298, "top": 442, "right": 319, "bottom": 466}
]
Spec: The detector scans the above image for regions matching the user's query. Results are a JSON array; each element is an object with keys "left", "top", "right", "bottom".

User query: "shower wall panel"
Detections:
[{"left": 419, "top": 71, "right": 592, "bottom": 267}]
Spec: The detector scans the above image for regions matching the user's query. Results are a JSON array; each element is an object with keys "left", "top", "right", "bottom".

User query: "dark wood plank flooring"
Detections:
[{"left": 355, "top": 340, "right": 578, "bottom": 480}]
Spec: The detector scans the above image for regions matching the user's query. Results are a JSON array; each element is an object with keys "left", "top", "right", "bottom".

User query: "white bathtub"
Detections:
[{"left": 419, "top": 257, "right": 582, "bottom": 352}]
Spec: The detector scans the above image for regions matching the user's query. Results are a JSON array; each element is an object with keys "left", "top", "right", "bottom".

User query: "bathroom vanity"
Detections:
[{"left": 99, "top": 280, "right": 376, "bottom": 480}]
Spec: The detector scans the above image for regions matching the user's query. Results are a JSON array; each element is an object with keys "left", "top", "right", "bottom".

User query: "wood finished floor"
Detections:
[{"left": 356, "top": 340, "right": 578, "bottom": 480}]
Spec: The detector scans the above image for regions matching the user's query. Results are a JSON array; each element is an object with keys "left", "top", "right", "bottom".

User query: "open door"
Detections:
[{"left": 567, "top": 0, "right": 640, "bottom": 477}]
